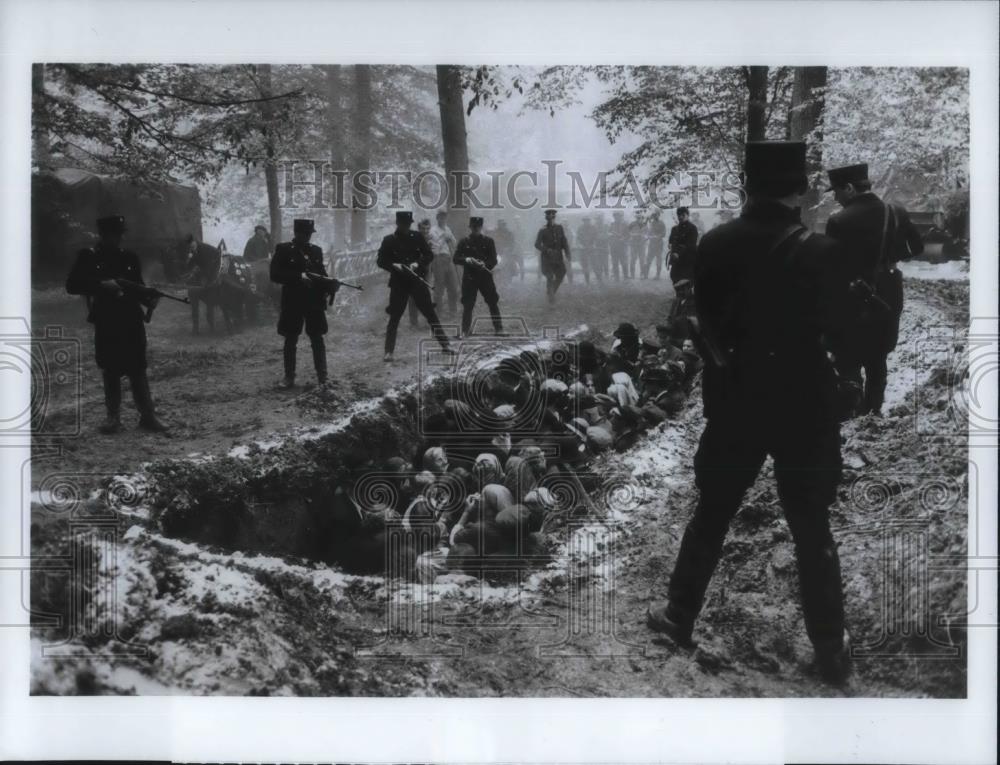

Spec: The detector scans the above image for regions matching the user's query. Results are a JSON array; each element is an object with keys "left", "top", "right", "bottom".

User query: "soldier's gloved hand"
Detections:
[
  {"left": 300, "top": 271, "right": 314, "bottom": 282},
  {"left": 392, "top": 263, "right": 405, "bottom": 273},
  {"left": 101, "top": 279, "right": 123, "bottom": 297}
]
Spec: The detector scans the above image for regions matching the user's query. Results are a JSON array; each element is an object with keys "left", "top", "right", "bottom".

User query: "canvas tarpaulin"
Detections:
[{"left": 32, "top": 168, "right": 202, "bottom": 282}]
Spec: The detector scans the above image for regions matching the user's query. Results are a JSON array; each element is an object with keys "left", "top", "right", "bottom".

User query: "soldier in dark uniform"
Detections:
[
  {"left": 453, "top": 216, "right": 503, "bottom": 337},
  {"left": 575, "top": 216, "right": 600, "bottom": 285},
  {"left": 608, "top": 211, "right": 629, "bottom": 281},
  {"left": 643, "top": 209, "right": 667, "bottom": 279},
  {"left": 667, "top": 206, "right": 699, "bottom": 285},
  {"left": 65, "top": 215, "right": 167, "bottom": 434},
  {"left": 824, "top": 163, "right": 924, "bottom": 417},
  {"left": 376, "top": 211, "right": 454, "bottom": 362},
  {"left": 534, "top": 209, "right": 571, "bottom": 304},
  {"left": 646, "top": 141, "right": 852, "bottom": 685},
  {"left": 627, "top": 210, "right": 645, "bottom": 279},
  {"left": 269, "top": 218, "right": 334, "bottom": 388},
  {"left": 493, "top": 219, "right": 521, "bottom": 281}
]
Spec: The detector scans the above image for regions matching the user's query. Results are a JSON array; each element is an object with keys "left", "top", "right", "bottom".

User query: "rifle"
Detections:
[
  {"left": 306, "top": 273, "right": 363, "bottom": 291},
  {"left": 399, "top": 264, "right": 433, "bottom": 289},
  {"left": 114, "top": 279, "right": 190, "bottom": 323},
  {"left": 685, "top": 315, "right": 729, "bottom": 371},
  {"left": 305, "top": 273, "right": 364, "bottom": 306}
]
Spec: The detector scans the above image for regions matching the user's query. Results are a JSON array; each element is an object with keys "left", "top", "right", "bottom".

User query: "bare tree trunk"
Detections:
[
  {"left": 323, "top": 65, "right": 349, "bottom": 251},
  {"left": 788, "top": 66, "right": 828, "bottom": 226},
  {"left": 436, "top": 65, "right": 470, "bottom": 231},
  {"left": 746, "top": 66, "right": 769, "bottom": 142},
  {"left": 349, "top": 65, "right": 372, "bottom": 246},
  {"left": 32, "top": 64, "right": 51, "bottom": 170},
  {"left": 258, "top": 64, "right": 283, "bottom": 245}
]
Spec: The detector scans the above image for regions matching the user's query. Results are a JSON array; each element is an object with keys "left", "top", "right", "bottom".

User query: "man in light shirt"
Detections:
[{"left": 428, "top": 209, "right": 459, "bottom": 317}]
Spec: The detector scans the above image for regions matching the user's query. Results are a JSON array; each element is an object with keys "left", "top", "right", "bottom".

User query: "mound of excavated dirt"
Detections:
[{"left": 29, "top": 277, "right": 970, "bottom": 698}]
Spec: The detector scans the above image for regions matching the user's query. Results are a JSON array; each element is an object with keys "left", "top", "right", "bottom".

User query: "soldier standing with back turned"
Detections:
[
  {"left": 66, "top": 215, "right": 168, "bottom": 433},
  {"left": 646, "top": 141, "right": 853, "bottom": 686},
  {"left": 269, "top": 218, "right": 335, "bottom": 389},
  {"left": 824, "top": 163, "right": 924, "bottom": 417}
]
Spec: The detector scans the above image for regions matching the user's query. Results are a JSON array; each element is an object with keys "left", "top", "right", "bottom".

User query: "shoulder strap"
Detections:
[
  {"left": 878, "top": 202, "right": 894, "bottom": 268},
  {"left": 766, "top": 223, "right": 808, "bottom": 261}
]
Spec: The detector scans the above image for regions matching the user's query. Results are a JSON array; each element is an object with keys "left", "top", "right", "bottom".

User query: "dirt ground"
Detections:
[
  {"left": 29, "top": 268, "right": 970, "bottom": 698},
  {"left": 31, "top": 269, "right": 672, "bottom": 478}
]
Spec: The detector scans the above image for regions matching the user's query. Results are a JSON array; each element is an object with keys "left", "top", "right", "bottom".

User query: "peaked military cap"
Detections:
[
  {"left": 744, "top": 141, "right": 807, "bottom": 184},
  {"left": 825, "top": 163, "right": 870, "bottom": 191},
  {"left": 544, "top": 209, "right": 557, "bottom": 216},
  {"left": 396, "top": 211, "right": 414, "bottom": 224},
  {"left": 96, "top": 215, "right": 127, "bottom": 234},
  {"left": 469, "top": 216, "right": 484, "bottom": 227},
  {"left": 293, "top": 218, "right": 316, "bottom": 233}
]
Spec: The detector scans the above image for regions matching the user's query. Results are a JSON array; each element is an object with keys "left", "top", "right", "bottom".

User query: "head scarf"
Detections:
[{"left": 473, "top": 453, "right": 503, "bottom": 486}]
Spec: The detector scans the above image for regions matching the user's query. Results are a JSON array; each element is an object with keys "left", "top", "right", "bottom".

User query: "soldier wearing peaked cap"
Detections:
[
  {"left": 376, "top": 211, "right": 454, "bottom": 362},
  {"left": 453, "top": 216, "right": 504, "bottom": 337},
  {"left": 824, "top": 162, "right": 924, "bottom": 417},
  {"left": 534, "top": 209, "right": 571, "bottom": 304},
  {"left": 66, "top": 215, "right": 168, "bottom": 433},
  {"left": 269, "top": 218, "right": 333, "bottom": 388},
  {"left": 646, "top": 141, "right": 854, "bottom": 686}
]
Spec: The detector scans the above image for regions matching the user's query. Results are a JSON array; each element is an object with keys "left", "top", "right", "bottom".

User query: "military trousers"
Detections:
[
  {"left": 667, "top": 410, "right": 845, "bottom": 649},
  {"left": 385, "top": 278, "right": 449, "bottom": 354},
  {"left": 460, "top": 273, "right": 502, "bottom": 336}
]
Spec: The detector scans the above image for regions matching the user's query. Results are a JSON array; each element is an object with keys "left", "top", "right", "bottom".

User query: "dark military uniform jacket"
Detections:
[
  {"left": 453, "top": 233, "right": 499, "bottom": 279},
  {"left": 66, "top": 244, "right": 148, "bottom": 372},
  {"left": 668, "top": 220, "right": 699, "bottom": 278},
  {"left": 695, "top": 199, "right": 849, "bottom": 422},
  {"left": 534, "top": 223, "right": 570, "bottom": 265},
  {"left": 376, "top": 230, "right": 434, "bottom": 287},
  {"left": 825, "top": 191, "right": 923, "bottom": 286},
  {"left": 269, "top": 239, "right": 329, "bottom": 315}
]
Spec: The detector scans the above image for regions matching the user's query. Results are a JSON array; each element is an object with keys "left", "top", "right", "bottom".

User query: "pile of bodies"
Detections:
[{"left": 326, "top": 320, "right": 702, "bottom": 581}]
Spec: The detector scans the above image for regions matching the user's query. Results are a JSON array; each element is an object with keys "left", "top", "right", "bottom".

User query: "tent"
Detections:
[{"left": 32, "top": 168, "right": 202, "bottom": 283}]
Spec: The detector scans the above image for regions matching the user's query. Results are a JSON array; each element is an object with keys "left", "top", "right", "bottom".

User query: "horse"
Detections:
[{"left": 172, "top": 236, "right": 239, "bottom": 334}]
